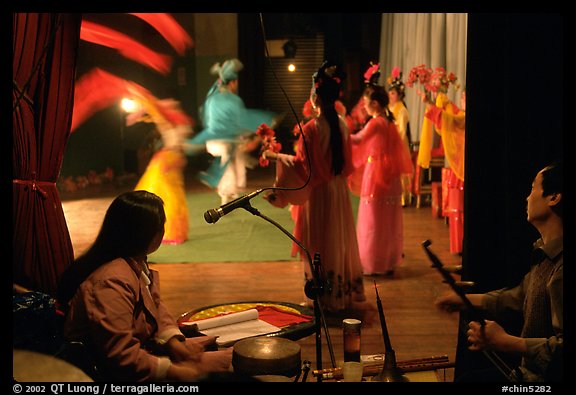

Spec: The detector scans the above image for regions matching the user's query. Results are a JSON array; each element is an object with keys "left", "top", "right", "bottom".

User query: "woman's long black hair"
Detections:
[
  {"left": 313, "top": 62, "right": 346, "bottom": 175},
  {"left": 57, "top": 190, "right": 166, "bottom": 305}
]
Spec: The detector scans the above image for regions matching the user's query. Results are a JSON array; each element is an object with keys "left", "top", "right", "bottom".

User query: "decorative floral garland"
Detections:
[
  {"left": 406, "top": 64, "right": 459, "bottom": 100},
  {"left": 256, "top": 123, "right": 282, "bottom": 167}
]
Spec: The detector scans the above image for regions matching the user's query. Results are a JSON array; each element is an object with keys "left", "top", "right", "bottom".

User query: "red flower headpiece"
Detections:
[
  {"left": 363, "top": 62, "right": 381, "bottom": 85},
  {"left": 386, "top": 66, "right": 406, "bottom": 97},
  {"left": 256, "top": 124, "right": 282, "bottom": 167}
]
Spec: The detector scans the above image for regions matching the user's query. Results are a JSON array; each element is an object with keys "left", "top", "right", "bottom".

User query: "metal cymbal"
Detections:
[{"left": 233, "top": 337, "right": 301, "bottom": 378}]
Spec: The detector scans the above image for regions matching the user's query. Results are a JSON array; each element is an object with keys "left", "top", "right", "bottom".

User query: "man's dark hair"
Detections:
[{"left": 541, "top": 161, "right": 563, "bottom": 218}]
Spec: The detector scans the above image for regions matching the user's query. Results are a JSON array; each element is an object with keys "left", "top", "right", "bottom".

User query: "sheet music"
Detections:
[{"left": 182, "top": 308, "right": 281, "bottom": 346}]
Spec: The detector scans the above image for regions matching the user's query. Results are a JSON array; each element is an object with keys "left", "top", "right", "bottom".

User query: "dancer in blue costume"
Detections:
[{"left": 187, "top": 59, "right": 276, "bottom": 204}]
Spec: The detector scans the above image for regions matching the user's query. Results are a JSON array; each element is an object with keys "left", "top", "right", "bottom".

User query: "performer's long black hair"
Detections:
[{"left": 312, "top": 62, "right": 346, "bottom": 176}]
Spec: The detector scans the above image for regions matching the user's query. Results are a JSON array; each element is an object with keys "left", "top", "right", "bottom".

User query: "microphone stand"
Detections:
[{"left": 240, "top": 201, "right": 336, "bottom": 380}]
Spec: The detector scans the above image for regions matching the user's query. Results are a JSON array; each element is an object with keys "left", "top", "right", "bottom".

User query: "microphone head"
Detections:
[{"left": 204, "top": 209, "right": 220, "bottom": 224}]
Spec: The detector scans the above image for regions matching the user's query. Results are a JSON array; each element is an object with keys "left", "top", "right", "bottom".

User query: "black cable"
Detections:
[
  {"left": 254, "top": 14, "right": 337, "bottom": 373},
  {"left": 257, "top": 13, "right": 312, "bottom": 193}
]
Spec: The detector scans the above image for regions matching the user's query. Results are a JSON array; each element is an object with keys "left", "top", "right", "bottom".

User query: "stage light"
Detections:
[
  {"left": 288, "top": 64, "right": 296, "bottom": 72},
  {"left": 120, "top": 98, "right": 138, "bottom": 113}
]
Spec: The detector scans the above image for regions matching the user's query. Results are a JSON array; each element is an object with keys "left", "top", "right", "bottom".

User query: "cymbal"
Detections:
[
  {"left": 13, "top": 349, "right": 93, "bottom": 382},
  {"left": 233, "top": 337, "right": 301, "bottom": 378}
]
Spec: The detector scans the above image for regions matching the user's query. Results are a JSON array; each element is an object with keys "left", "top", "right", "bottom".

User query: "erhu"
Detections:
[
  {"left": 421, "top": 239, "right": 519, "bottom": 382},
  {"left": 371, "top": 280, "right": 409, "bottom": 382}
]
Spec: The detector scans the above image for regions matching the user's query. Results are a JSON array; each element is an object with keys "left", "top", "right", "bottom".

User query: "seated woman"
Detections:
[{"left": 57, "top": 190, "right": 232, "bottom": 382}]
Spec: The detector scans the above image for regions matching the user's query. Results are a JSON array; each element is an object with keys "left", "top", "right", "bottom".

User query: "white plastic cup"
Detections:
[{"left": 342, "top": 361, "right": 363, "bottom": 382}]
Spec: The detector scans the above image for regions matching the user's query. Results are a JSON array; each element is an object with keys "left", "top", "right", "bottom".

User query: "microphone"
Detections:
[{"left": 204, "top": 189, "right": 263, "bottom": 223}]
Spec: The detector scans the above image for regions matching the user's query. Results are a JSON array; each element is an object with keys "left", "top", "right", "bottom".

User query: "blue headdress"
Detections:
[{"left": 206, "top": 58, "right": 244, "bottom": 98}]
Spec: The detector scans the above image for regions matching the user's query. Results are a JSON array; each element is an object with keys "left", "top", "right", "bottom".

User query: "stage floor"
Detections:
[{"left": 61, "top": 166, "right": 461, "bottom": 382}]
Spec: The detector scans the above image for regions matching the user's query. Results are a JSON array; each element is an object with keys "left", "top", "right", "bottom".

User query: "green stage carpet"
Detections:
[
  {"left": 149, "top": 192, "right": 298, "bottom": 263},
  {"left": 149, "top": 191, "right": 360, "bottom": 263}
]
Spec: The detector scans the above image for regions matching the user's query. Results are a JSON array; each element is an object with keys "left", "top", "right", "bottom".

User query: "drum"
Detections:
[
  {"left": 233, "top": 337, "right": 301, "bottom": 378},
  {"left": 13, "top": 349, "right": 93, "bottom": 382}
]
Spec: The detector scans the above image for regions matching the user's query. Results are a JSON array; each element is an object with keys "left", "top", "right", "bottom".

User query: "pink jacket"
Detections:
[{"left": 63, "top": 257, "right": 182, "bottom": 381}]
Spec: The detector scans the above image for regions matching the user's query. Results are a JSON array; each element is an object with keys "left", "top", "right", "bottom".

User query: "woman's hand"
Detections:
[
  {"left": 417, "top": 89, "right": 433, "bottom": 109},
  {"left": 262, "top": 150, "right": 277, "bottom": 161},
  {"left": 166, "top": 347, "right": 233, "bottom": 381},
  {"left": 167, "top": 359, "right": 207, "bottom": 381},
  {"left": 167, "top": 336, "right": 203, "bottom": 362},
  {"left": 199, "top": 347, "right": 233, "bottom": 373}
]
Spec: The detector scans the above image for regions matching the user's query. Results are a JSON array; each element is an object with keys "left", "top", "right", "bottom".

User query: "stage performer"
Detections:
[
  {"left": 387, "top": 67, "right": 414, "bottom": 207},
  {"left": 130, "top": 97, "right": 193, "bottom": 245},
  {"left": 349, "top": 84, "right": 413, "bottom": 276},
  {"left": 262, "top": 61, "right": 366, "bottom": 313},
  {"left": 57, "top": 191, "right": 233, "bottom": 382},
  {"left": 186, "top": 58, "right": 276, "bottom": 205},
  {"left": 346, "top": 62, "right": 381, "bottom": 134},
  {"left": 419, "top": 85, "right": 466, "bottom": 254}
]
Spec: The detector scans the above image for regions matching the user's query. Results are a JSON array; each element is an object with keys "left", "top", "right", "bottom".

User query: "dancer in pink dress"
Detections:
[{"left": 349, "top": 84, "right": 413, "bottom": 276}]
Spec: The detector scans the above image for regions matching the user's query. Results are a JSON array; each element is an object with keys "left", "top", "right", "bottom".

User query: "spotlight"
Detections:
[
  {"left": 288, "top": 64, "right": 296, "bottom": 72},
  {"left": 120, "top": 98, "right": 138, "bottom": 113}
]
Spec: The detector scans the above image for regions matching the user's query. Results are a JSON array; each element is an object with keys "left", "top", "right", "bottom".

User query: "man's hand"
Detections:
[
  {"left": 466, "top": 320, "right": 526, "bottom": 354},
  {"left": 434, "top": 290, "right": 465, "bottom": 313}
]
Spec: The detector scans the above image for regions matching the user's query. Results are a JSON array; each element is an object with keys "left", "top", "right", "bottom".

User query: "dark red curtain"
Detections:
[{"left": 13, "top": 13, "right": 81, "bottom": 297}]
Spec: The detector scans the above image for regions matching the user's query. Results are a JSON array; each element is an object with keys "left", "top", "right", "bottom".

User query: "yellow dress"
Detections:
[
  {"left": 129, "top": 95, "right": 193, "bottom": 245},
  {"left": 417, "top": 93, "right": 465, "bottom": 181},
  {"left": 389, "top": 101, "right": 413, "bottom": 206},
  {"left": 135, "top": 148, "right": 188, "bottom": 244}
]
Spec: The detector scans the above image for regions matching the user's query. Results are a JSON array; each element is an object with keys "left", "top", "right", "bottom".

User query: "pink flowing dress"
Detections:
[
  {"left": 349, "top": 116, "right": 413, "bottom": 274},
  {"left": 269, "top": 117, "right": 366, "bottom": 312}
]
